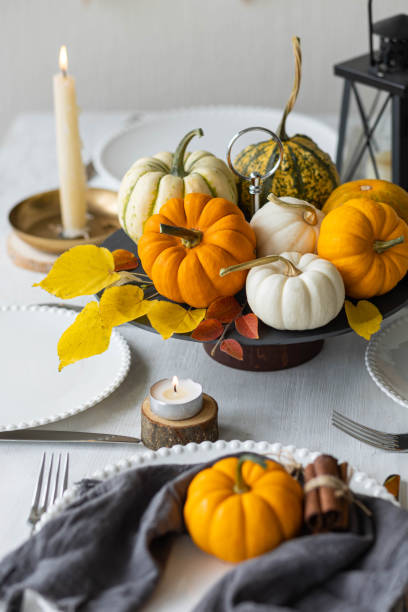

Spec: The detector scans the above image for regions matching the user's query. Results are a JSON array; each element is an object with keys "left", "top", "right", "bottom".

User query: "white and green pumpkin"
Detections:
[{"left": 118, "top": 128, "right": 238, "bottom": 242}]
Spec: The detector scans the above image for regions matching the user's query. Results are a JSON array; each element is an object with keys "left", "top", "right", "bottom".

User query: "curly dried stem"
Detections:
[
  {"left": 220, "top": 255, "right": 302, "bottom": 278},
  {"left": 170, "top": 128, "right": 203, "bottom": 178},
  {"left": 160, "top": 224, "right": 203, "bottom": 248},
  {"left": 277, "top": 36, "right": 301, "bottom": 141},
  {"left": 373, "top": 235, "right": 404, "bottom": 254},
  {"left": 267, "top": 192, "right": 318, "bottom": 226},
  {"left": 233, "top": 454, "right": 267, "bottom": 494}
]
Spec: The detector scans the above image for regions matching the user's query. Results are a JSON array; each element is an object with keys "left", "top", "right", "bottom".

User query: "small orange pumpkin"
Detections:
[
  {"left": 323, "top": 179, "right": 408, "bottom": 224},
  {"left": 138, "top": 193, "right": 256, "bottom": 308},
  {"left": 184, "top": 454, "right": 304, "bottom": 563},
  {"left": 317, "top": 198, "right": 408, "bottom": 299}
]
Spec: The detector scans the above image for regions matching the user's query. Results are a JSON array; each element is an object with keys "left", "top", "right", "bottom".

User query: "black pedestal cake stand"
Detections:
[{"left": 103, "top": 230, "right": 408, "bottom": 372}]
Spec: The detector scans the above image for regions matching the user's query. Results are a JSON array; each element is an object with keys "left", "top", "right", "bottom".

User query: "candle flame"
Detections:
[
  {"left": 172, "top": 376, "right": 179, "bottom": 393},
  {"left": 59, "top": 45, "right": 68, "bottom": 74}
]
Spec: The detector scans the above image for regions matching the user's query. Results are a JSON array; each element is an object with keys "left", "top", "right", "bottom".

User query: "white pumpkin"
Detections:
[
  {"left": 250, "top": 193, "right": 325, "bottom": 257},
  {"left": 118, "top": 128, "right": 238, "bottom": 243},
  {"left": 220, "top": 251, "right": 345, "bottom": 330}
]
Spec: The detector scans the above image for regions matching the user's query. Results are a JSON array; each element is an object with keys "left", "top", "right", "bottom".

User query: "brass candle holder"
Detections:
[{"left": 9, "top": 187, "right": 120, "bottom": 254}]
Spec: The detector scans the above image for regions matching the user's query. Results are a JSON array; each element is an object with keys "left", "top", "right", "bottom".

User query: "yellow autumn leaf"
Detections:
[
  {"left": 148, "top": 301, "right": 206, "bottom": 340},
  {"left": 99, "top": 285, "right": 152, "bottom": 328},
  {"left": 57, "top": 302, "right": 112, "bottom": 370},
  {"left": 34, "top": 245, "right": 121, "bottom": 298},
  {"left": 345, "top": 299, "right": 383, "bottom": 341}
]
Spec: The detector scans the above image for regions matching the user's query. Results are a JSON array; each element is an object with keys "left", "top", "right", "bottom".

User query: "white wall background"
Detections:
[{"left": 1, "top": 0, "right": 406, "bottom": 139}]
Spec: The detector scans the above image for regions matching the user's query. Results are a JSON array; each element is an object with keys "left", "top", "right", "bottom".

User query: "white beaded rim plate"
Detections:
[
  {"left": 94, "top": 105, "right": 337, "bottom": 186},
  {"left": 0, "top": 305, "right": 131, "bottom": 431},
  {"left": 36, "top": 440, "right": 396, "bottom": 611},
  {"left": 366, "top": 311, "right": 408, "bottom": 408},
  {"left": 38, "top": 439, "right": 396, "bottom": 532}
]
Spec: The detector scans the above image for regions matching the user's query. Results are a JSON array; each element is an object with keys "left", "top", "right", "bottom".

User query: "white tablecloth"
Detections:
[{"left": 0, "top": 112, "right": 406, "bottom": 559}]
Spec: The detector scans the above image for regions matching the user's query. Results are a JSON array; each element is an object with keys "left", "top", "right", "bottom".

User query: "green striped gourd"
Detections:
[
  {"left": 234, "top": 37, "right": 339, "bottom": 219},
  {"left": 118, "top": 128, "right": 238, "bottom": 242}
]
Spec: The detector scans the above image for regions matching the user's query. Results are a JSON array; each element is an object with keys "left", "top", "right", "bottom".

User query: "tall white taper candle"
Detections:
[{"left": 53, "top": 45, "right": 87, "bottom": 238}]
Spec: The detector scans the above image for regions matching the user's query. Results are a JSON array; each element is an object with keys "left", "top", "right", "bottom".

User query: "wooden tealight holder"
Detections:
[{"left": 141, "top": 393, "right": 218, "bottom": 450}]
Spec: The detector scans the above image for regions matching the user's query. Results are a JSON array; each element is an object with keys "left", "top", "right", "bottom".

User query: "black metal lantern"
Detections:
[{"left": 335, "top": 1, "right": 408, "bottom": 188}]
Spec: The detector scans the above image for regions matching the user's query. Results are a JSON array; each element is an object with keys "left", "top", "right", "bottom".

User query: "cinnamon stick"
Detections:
[{"left": 304, "top": 454, "right": 350, "bottom": 533}]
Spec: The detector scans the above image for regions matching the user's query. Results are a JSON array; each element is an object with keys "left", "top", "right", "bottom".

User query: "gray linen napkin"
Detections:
[{"left": 0, "top": 456, "right": 407, "bottom": 612}]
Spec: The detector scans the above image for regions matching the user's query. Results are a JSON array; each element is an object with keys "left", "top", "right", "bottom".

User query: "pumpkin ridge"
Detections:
[
  {"left": 287, "top": 142, "right": 306, "bottom": 200},
  {"left": 241, "top": 141, "right": 272, "bottom": 176},
  {"left": 150, "top": 155, "right": 172, "bottom": 172},
  {"left": 196, "top": 165, "right": 238, "bottom": 202},
  {"left": 240, "top": 494, "right": 251, "bottom": 560},
  {"left": 261, "top": 147, "right": 281, "bottom": 202},
  {"left": 121, "top": 170, "right": 157, "bottom": 234},
  {"left": 178, "top": 250, "right": 218, "bottom": 306},
  {"left": 186, "top": 150, "right": 214, "bottom": 171},
  {"left": 293, "top": 138, "right": 339, "bottom": 187},
  {"left": 193, "top": 172, "right": 216, "bottom": 197},
  {"left": 209, "top": 495, "right": 246, "bottom": 561},
  {"left": 147, "top": 174, "right": 166, "bottom": 218},
  {"left": 195, "top": 245, "right": 241, "bottom": 294},
  {"left": 250, "top": 491, "right": 285, "bottom": 542},
  {"left": 380, "top": 252, "right": 405, "bottom": 287},
  {"left": 255, "top": 482, "right": 303, "bottom": 507},
  {"left": 300, "top": 274, "right": 313, "bottom": 328},
  {"left": 205, "top": 211, "right": 255, "bottom": 241},
  {"left": 204, "top": 230, "right": 256, "bottom": 260}
]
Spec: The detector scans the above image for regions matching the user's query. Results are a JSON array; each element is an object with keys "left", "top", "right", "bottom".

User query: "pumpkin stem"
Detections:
[
  {"left": 170, "top": 128, "right": 204, "bottom": 178},
  {"left": 233, "top": 453, "right": 267, "bottom": 494},
  {"left": 374, "top": 235, "right": 404, "bottom": 254},
  {"left": 220, "top": 255, "right": 302, "bottom": 278},
  {"left": 277, "top": 36, "right": 302, "bottom": 141},
  {"left": 267, "top": 193, "right": 318, "bottom": 226},
  {"left": 160, "top": 223, "right": 203, "bottom": 248}
]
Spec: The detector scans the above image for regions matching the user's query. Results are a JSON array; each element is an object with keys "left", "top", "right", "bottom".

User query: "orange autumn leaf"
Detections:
[
  {"left": 191, "top": 319, "right": 224, "bottom": 341},
  {"left": 112, "top": 249, "right": 139, "bottom": 271},
  {"left": 383, "top": 474, "right": 400, "bottom": 500},
  {"left": 206, "top": 296, "right": 242, "bottom": 324},
  {"left": 220, "top": 339, "right": 243, "bottom": 361},
  {"left": 235, "top": 313, "right": 259, "bottom": 339}
]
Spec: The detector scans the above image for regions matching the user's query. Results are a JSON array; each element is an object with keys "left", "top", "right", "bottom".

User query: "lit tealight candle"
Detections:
[{"left": 150, "top": 376, "right": 203, "bottom": 421}]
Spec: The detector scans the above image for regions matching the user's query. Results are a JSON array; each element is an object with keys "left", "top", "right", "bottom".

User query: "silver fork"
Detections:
[
  {"left": 28, "top": 452, "right": 69, "bottom": 533},
  {"left": 332, "top": 411, "right": 408, "bottom": 451}
]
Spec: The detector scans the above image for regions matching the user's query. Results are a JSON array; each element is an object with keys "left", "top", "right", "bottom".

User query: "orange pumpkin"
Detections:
[
  {"left": 323, "top": 179, "right": 408, "bottom": 224},
  {"left": 317, "top": 198, "right": 408, "bottom": 299},
  {"left": 184, "top": 454, "right": 304, "bottom": 563},
  {"left": 138, "top": 193, "right": 256, "bottom": 308}
]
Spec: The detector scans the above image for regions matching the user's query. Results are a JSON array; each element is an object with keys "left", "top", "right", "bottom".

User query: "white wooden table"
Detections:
[{"left": 0, "top": 112, "right": 407, "bottom": 560}]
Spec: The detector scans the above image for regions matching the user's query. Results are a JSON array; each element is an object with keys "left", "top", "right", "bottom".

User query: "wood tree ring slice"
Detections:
[{"left": 141, "top": 393, "right": 218, "bottom": 450}]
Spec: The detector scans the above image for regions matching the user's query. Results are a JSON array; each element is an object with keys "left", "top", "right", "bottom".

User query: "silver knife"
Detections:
[
  {"left": 29, "top": 303, "right": 84, "bottom": 313},
  {"left": 0, "top": 430, "right": 141, "bottom": 444}
]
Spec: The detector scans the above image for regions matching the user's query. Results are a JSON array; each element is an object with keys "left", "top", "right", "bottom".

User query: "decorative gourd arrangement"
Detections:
[
  {"left": 118, "top": 128, "right": 238, "bottom": 242},
  {"left": 138, "top": 193, "right": 256, "bottom": 308},
  {"left": 323, "top": 179, "right": 408, "bottom": 225},
  {"left": 184, "top": 454, "right": 303, "bottom": 563},
  {"left": 234, "top": 37, "right": 339, "bottom": 219},
  {"left": 318, "top": 198, "right": 408, "bottom": 299},
  {"left": 221, "top": 252, "right": 345, "bottom": 330},
  {"left": 250, "top": 193, "right": 324, "bottom": 257}
]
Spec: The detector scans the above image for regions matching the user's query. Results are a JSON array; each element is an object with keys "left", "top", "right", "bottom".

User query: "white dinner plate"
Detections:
[
  {"left": 366, "top": 310, "right": 408, "bottom": 407},
  {"left": 94, "top": 106, "right": 338, "bottom": 187},
  {"left": 0, "top": 305, "right": 130, "bottom": 430},
  {"left": 38, "top": 439, "right": 395, "bottom": 612}
]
